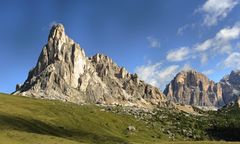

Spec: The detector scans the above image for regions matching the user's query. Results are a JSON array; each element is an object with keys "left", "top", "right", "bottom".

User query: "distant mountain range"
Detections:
[
  {"left": 13, "top": 24, "right": 240, "bottom": 109},
  {"left": 164, "top": 70, "right": 240, "bottom": 108}
]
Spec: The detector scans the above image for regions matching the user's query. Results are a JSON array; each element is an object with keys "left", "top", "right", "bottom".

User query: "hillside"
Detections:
[
  {"left": 0, "top": 93, "right": 165, "bottom": 144},
  {"left": 1, "top": 93, "right": 240, "bottom": 144}
]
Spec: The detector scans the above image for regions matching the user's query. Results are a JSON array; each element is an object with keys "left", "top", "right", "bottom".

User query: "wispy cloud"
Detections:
[
  {"left": 135, "top": 63, "right": 179, "bottom": 89},
  {"left": 135, "top": 63, "right": 193, "bottom": 90},
  {"left": 200, "top": 53, "right": 208, "bottom": 65},
  {"left": 202, "top": 69, "right": 214, "bottom": 75},
  {"left": 194, "top": 39, "right": 213, "bottom": 52},
  {"left": 167, "top": 22, "right": 240, "bottom": 66},
  {"left": 166, "top": 47, "right": 190, "bottom": 62},
  {"left": 177, "top": 24, "right": 189, "bottom": 36},
  {"left": 216, "top": 23, "right": 240, "bottom": 41},
  {"left": 177, "top": 24, "right": 196, "bottom": 36},
  {"left": 197, "top": 0, "right": 238, "bottom": 26},
  {"left": 146, "top": 36, "right": 160, "bottom": 48},
  {"left": 222, "top": 52, "right": 240, "bottom": 69},
  {"left": 194, "top": 22, "right": 240, "bottom": 54}
]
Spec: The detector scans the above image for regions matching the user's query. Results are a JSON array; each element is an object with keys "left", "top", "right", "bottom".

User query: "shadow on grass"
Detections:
[
  {"left": 0, "top": 114, "right": 128, "bottom": 144},
  {"left": 207, "top": 125, "right": 240, "bottom": 141}
]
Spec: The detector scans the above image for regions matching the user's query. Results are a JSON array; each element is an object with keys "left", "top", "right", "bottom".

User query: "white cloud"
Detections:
[
  {"left": 216, "top": 23, "right": 240, "bottom": 41},
  {"left": 169, "top": 22, "right": 240, "bottom": 66},
  {"left": 177, "top": 24, "right": 188, "bottom": 36},
  {"left": 147, "top": 36, "right": 160, "bottom": 48},
  {"left": 166, "top": 47, "right": 190, "bottom": 62},
  {"left": 216, "top": 44, "right": 232, "bottom": 54},
  {"left": 199, "top": 0, "right": 238, "bottom": 26},
  {"left": 135, "top": 63, "right": 193, "bottom": 90},
  {"left": 177, "top": 24, "right": 197, "bottom": 36},
  {"left": 195, "top": 39, "right": 213, "bottom": 52},
  {"left": 135, "top": 63, "right": 179, "bottom": 89},
  {"left": 194, "top": 22, "right": 240, "bottom": 55},
  {"left": 223, "top": 52, "right": 240, "bottom": 69},
  {"left": 202, "top": 69, "right": 214, "bottom": 75},
  {"left": 135, "top": 62, "right": 162, "bottom": 87},
  {"left": 157, "top": 65, "right": 180, "bottom": 81}
]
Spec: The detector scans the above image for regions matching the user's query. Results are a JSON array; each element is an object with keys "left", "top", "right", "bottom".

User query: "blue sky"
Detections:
[{"left": 0, "top": 0, "right": 240, "bottom": 93}]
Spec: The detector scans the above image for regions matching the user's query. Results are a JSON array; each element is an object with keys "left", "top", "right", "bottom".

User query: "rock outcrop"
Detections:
[
  {"left": 14, "top": 23, "right": 166, "bottom": 108},
  {"left": 220, "top": 70, "right": 240, "bottom": 104},
  {"left": 220, "top": 96, "right": 240, "bottom": 111},
  {"left": 164, "top": 70, "right": 225, "bottom": 107}
]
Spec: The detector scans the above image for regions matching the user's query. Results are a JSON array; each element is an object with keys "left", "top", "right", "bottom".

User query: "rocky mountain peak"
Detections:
[
  {"left": 164, "top": 70, "right": 224, "bottom": 107},
  {"left": 220, "top": 70, "right": 240, "bottom": 104},
  {"left": 174, "top": 70, "right": 211, "bottom": 88},
  {"left": 91, "top": 53, "right": 113, "bottom": 64},
  {"left": 48, "top": 23, "right": 65, "bottom": 39},
  {"left": 14, "top": 23, "right": 166, "bottom": 108},
  {"left": 228, "top": 70, "right": 240, "bottom": 85}
]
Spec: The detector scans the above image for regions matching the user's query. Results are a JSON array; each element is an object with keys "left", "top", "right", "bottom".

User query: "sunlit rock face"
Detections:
[
  {"left": 14, "top": 23, "right": 166, "bottom": 108},
  {"left": 164, "top": 70, "right": 225, "bottom": 107}
]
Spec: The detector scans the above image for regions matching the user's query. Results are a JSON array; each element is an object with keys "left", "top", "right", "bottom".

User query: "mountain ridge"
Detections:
[
  {"left": 164, "top": 69, "right": 240, "bottom": 108},
  {"left": 13, "top": 23, "right": 240, "bottom": 109},
  {"left": 14, "top": 23, "right": 166, "bottom": 108},
  {"left": 163, "top": 70, "right": 225, "bottom": 107}
]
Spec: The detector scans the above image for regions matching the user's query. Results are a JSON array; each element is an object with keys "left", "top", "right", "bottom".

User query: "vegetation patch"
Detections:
[{"left": 0, "top": 93, "right": 240, "bottom": 143}]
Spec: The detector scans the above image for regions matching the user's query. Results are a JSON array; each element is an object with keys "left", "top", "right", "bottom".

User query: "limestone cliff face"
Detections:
[
  {"left": 164, "top": 70, "right": 225, "bottom": 107},
  {"left": 220, "top": 70, "right": 240, "bottom": 104},
  {"left": 14, "top": 24, "right": 166, "bottom": 107}
]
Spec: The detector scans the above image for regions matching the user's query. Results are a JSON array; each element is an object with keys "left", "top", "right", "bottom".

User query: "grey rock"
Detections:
[
  {"left": 13, "top": 23, "right": 166, "bottom": 108},
  {"left": 164, "top": 70, "right": 225, "bottom": 107},
  {"left": 127, "top": 126, "right": 136, "bottom": 132},
  {"left": 220, "top": 70, "right": 240, "bottom": 104}
]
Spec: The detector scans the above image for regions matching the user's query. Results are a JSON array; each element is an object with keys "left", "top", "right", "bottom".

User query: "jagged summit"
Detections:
[
  {"left": 231, "top": 69, "right": 240, "bottom": 73},
  {"left": 14, "top": 24, "right": 166, "bottom": 108},
  {"left": 48, "top": 23, "right": 65, "bottom": 40},
  {"left": 164, "top": 69, "right": 240, "bottom": 108},
  {"left": 164, "top": 70, "right": 225, "bottom": 107},
  {"left": 220, "top": 70, "right": 240, "bottom": 104}
]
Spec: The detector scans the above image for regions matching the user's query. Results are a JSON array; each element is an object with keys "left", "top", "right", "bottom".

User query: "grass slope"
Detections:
[
  {"left": 0, "top": 93, "right": 166, "bottom": 144},
  {"left": 0, "top": 93, "right": 239, "bottom": 144}
]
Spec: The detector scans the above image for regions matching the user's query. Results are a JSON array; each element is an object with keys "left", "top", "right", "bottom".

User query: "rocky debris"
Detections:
[
  {"left": 195, "top": 106, "right": 218, "bottom": 111},
  {"left": 103, "top": 104, "right": 204, "bottom": 140},
  {"left": 127, "top": 126, "right": 136, "bottom": 132},
  {"left": 220, "top": 70, "right": 240, "bottom": 104},
  {"left": 164, "top": 70, "right": 225, "bottom": 107},
  {"left": 172, "top": 103, "right": 199, "bottom": 115},
  {"left": 13, "top": 23, "right": 166, "bottom": 108}
]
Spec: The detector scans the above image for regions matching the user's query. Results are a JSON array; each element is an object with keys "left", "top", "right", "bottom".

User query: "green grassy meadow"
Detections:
[{"left": 0, "top": 93, "right": 239, "bottom": 144}]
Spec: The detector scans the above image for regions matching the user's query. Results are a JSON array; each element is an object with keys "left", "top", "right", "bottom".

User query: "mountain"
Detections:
[
  {"left": 164, "top": 70, "right": 225, "bottom": 107},
  {"left": 2, "top": 92, "right": 240, "bottom": 143},
  {"left": 14, "top": 23, "right": 166, "bottom": 107},
  {"left": 220, "top": 70, "right": 240, "bottom": 104}
]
